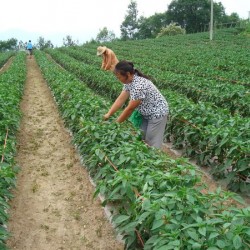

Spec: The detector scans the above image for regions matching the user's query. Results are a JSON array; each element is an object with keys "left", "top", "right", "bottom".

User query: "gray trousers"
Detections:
[{"left": 140, "top": 115, "right": 168, "bottom": 149}]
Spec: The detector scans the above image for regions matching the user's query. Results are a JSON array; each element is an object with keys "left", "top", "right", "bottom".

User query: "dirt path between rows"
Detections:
[
  {"left": 0, "top": 57, "right": 13, "bottom": 74},
  {"left": 6, "top": 56, "right": 124, "bottom": 250}
]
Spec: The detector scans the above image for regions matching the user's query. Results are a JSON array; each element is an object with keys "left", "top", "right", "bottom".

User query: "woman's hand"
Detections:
[
  {"left": 103, "top": 113, "right": 110, "bottom": 121},
  {"left": 103, "top": 91, "right": 129, "bottom": 121}
]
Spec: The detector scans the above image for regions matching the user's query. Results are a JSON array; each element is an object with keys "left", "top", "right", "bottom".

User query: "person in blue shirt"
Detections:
[{"left": 26, "top": 40, "right": 33, "bottom": 58}]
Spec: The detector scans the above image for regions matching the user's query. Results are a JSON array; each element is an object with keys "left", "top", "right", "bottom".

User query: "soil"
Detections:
[{"left": 6, "top": 56, "right": 124, "bottom": 250}]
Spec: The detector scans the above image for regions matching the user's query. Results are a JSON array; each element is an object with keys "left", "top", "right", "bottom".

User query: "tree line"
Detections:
[
  {"left": 109, "top": 0, "right": 242, "bottom": 41},
  {"left": 93, "top": 0, "right": 245, "bottom": 43},
  {"left": 0, "top": 0, "right": 245, "bottom": 51}
]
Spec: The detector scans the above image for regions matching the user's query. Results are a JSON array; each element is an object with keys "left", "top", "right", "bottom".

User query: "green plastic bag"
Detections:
[{"left": 128, "top": 110, "right": 143, "bottom": 128}]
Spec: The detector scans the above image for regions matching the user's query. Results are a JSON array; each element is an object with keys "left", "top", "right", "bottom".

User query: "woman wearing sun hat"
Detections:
[{"left": 97, "top": 46, "right": 119, "bottom": 71}]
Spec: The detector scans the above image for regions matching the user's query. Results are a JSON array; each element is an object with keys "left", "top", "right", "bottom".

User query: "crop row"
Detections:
[
  {"left": 61, "top": 45, "right": 250, "bottom": 117},
  {"left": 0, "top": 52, "right": 14, "bottom": 70},
  {"left": 110, "top": 29, "right": 250, "bottom": 85},
  {"left": 0, "top": 52, "right": 26, "bottom": 249},
  {"left": 35, "top": 50, "right": 250, "bottom": 250},
  {"left": 80, "top": 31, "right": 250, "bottom": 88},
  {"left": 45, "top": 48, "right": 250, "bottom": 193}
]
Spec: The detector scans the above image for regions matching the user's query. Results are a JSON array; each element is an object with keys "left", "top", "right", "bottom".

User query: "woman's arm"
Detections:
[
  {"left": 101, "top": 56, "right": 105, "bottom": 69},
  {"left": 116, "top": 99, "right": 141, "bottom": 123},
  {"left": 104, "top": 50, "right": 113, "bottom": 70},
  {"left": 104, "top": 90, "right": 130, "bottom": 119}
]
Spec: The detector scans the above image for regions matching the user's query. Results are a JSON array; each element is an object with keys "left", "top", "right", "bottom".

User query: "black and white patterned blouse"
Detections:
[{"left": 123, "top": 75, "right": 169, "bottom": 119}]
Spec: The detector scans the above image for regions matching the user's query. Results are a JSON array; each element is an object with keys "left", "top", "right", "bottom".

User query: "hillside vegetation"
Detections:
[
  {"left": 33, "top": 28, "right": 250, "bottom": 249},
  {"left": 1, "top": 28, "right": 249, "bottom": 249},
  {"left": 46, "top": 28, "right": 250, "bottom": 194}
]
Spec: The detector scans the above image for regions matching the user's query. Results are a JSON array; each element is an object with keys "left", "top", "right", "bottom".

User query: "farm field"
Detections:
[
  {"left": 2, "top": 56, "right": 124, "bottom": 249},
  {"left": 0, "top": 28, "right": 249, "bottom": 249},
  {"left": 45, "top": 28, "right": 250, "bottom": 194}
]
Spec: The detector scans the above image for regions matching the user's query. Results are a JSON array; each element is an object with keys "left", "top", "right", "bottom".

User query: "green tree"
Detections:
[
  {"left": 157, "top": 22, "right": 186, "bottom": 37},
  {"left": 136, "top": 12, "right": 169, "bottom": 39},
  {"left": 18, "top": 40, "right": 26, "bottom": 50},
  {"left": 222, "top": 13, "right": 240, "bottom": 24},
  {"left": 240, "top": 21, "right": 250, "bottom": 36},
  {"left": 63, "top": 35, "right": 78, "bottom": 47},
  {"left": 96, "top": 27, "right": 116, "bottom": 43},
  {"left": 167, "top": 0, "right": 226, "bottom": 33},
  {"left": 36, "top": 37, "right": 54, "bottom": 50},
  {"left": 0, "top": 38, "right": 18, "bottom": 52},
  {"left": 120, "top": 0, "right": 139, "bottom": 40}
]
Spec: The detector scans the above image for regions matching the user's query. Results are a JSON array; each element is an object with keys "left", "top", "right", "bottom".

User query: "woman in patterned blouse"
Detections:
[{"left": 104, "top": 60, "right": 169, "bottom": 149}]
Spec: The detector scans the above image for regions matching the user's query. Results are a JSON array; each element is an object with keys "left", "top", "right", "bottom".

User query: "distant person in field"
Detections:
[
  {"left": 103, "top": 60, "right": 169, "bottom": 149},
  {"left": 96, "top": 46, "right": 119, "bottom": 71},
  {"left": 26, "top": 40, "right": 33, "bottom": 59}
]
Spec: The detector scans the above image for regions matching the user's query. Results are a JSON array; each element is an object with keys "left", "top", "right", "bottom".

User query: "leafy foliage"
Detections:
[
  {"left": 240, "top": 22, "right": 250, "bottom": 37},
  {"left": 96, "top": 27, "right": 116, "bottom": 43},
  {"left": 0, "top": 52, "right": 26, "bottom": 247},
  {"left": 0, "top": 52, "right": 15, "bottom": 69},
  {"left": 36, "top": 36, "right": 54, "bottom": 50},
  {"left": 0, "top": 38, "right": 18, "bottom": 52},
  {"left": 167, "top": 0, "right": 227, "bottom": 33},
  {"left": 136, "top": 13, "right": 169, "bottom": 39},
  {"left": 157, "top": 22, "right": 186, "bottom": 37},
  {"left": 35, "top": 49, "right": 250, "bottom": 249},
  {"left": 120, "top": 0, "right": 139, "bottom": 40},
  {"left": 45, "top": 29, "right": 250, "bottom": 193},
  {"left": 63, "top": 35, "right": 78, "bottom": 47}
]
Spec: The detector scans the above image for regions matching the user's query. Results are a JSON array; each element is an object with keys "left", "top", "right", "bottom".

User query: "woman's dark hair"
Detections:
[{"left": 115, "top": 60, "right": 150, "bottom": 79}]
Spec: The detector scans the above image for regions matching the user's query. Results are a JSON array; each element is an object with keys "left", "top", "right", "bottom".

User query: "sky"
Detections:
[{"left": 0, "top": 0, "right": 249, "bottom": 46}]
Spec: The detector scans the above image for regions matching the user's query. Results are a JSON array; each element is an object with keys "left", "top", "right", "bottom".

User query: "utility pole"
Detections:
[{"left": 210, "top": 0, "right": 214, "bottom": 40}]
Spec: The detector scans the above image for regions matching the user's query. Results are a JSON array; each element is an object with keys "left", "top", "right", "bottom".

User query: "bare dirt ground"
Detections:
[{"left": 6, "top": 56, "right": 124, "bottom": 250}]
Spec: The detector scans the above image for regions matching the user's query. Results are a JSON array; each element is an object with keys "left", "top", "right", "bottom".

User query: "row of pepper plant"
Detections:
[
  {"left": 111, "top": 29, "right": 250, "bottom": 86},
  {"left": 0, "top": 52, "right": 15, "bottom": 69},
  {"left": 60, "top": 41, "right": 250, "bottom": 117},
  {"left": 60, "top": 45, "right": 249, "bottom": 118},
  {"left": 66, "top": 29, "right": 250, "bottom": 86},
  {"left": 35, "top": 50, "right": 250, "bottom": 250},
  {"left": 44, "top": 47, "right": 250, "bottom": 194},
  {"left": 0, "top": 52, "right": 26, "bottom": 249}
]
